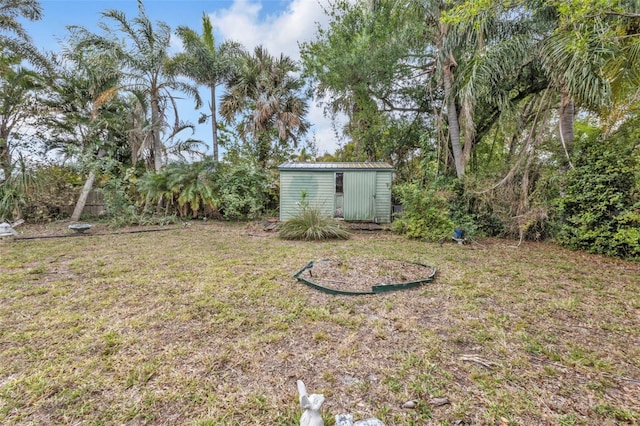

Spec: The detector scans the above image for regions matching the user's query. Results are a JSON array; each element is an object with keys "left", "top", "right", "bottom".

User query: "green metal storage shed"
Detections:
[{"left": 278, "top": 162, "right": 394, "bottom": 223}]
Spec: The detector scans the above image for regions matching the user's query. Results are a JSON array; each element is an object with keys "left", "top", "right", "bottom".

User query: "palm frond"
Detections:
[{"left": 540, "top": 28, "right": 611, "bottom": 110}]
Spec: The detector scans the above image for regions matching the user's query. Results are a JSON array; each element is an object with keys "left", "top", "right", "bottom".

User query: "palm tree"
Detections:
[
  {"left": 220, "top": 46, "right": 310, "bottom": 168},
  {"left": 137, "top": 160, "right": 216, "bottom": 217},
  {"left": 540, "top": 28, "right": 609, "bottom": 166},
  {"left": 170, "top": 14, "right": 244, "bottom": 162},
  {"left": 434, "top": 0, "right": 556, "bottom": 177},
  {"left": 543, "top": 0, "right": 640, "bottom": 143},
  {"left": 68, "top": 0, "right": 200, "bottom": 172},
  {"left": 0, "top": 57, "right": 43, "bottom": 180},
  {"left": 0, "top": 0, "right": 51, "bottom": 180},
  {"left": 0, "top": 0, "right": 49, "bottom": 70},
  {"left": 43, "top": 46, "right": 126, "bottom": 221},
  {"left": 447, "top": 0, "right": 632, "bottom": 169}
]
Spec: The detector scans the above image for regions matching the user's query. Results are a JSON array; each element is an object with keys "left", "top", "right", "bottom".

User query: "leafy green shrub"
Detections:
[
  {"left": 392, "top": 182, "right": 454, "bottom": 241},
  {"left": 167, "top": 161, "right": 216, "bottom": 217},
  {"left": 1, "top": 163, "right": 81, "bottom": 222},
  {"left": 135, "top": 160, "right": 275, "bottom": 221},
  {"left": 69, "top": 170, "right": 179, "bottom": 228},
  {"left": 137, "top": 168, "right": 173, "bottom": 213},
  {"left": 0, "top": 180, "right": 25, "bottom": 222},
  {"left": 279, "top": 203, "right": 350, "bottom": 241},
  {"left": 557, "top": 125, "right": 639, "bottom": 260},
  {"left": 214, "top": 162, "right": 271, "bottom": 220},
  {"left": 100, "top": 172, "right": 141, "bottom": 226},
  {"left": 448, "top": 179, "right": 503, "bottom": 238}
]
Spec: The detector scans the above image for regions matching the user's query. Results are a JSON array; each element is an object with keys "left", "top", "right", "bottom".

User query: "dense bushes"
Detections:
[
  {"left": 557, "top": 128, "right": 639, "bottom": 260},
  {"left": 137, "top": 161, "right": 217, "bottom": 218},
  {"left": 136, "top": 160, "right": 274, "bottom": 221},
  {"left": 0, "top": 164, "right": 82, "bottom": 222},
  {"left": 447, "top": 179, "right": 505, "bottom": 238},
  {"left": 392, "top": 182, "right": 455, "bottom": 242},
  {"left": 391, "top": 180, "right": 506, "bottom": 242},
  {"left": 214, "top": 162, "right": 273, "bottom": 220},
  {"left": 4, "top": 126, "right": 638, "bottom": 263},
  {"left": 1, "top": 158, "right": 277, "bottom": 224}
]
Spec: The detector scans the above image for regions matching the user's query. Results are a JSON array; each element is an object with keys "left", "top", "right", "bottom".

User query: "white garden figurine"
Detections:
[
  {"left": 297, "top": 380, "right": 325, "bottom": 426},
  {"left": 335, "top": 413, "right": 385, "bottom": 426}
]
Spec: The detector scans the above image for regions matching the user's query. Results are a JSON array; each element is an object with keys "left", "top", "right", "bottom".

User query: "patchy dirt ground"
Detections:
[
  {"left": 9, "top": 220, "right": 184, "bottom": 239},
  {"left": 1, "top": 221, "right": 639, "bottom": 425}
]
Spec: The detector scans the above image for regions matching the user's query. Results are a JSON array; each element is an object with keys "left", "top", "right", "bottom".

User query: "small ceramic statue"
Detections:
[
  {"left": 296, "top": 380, "right": 384, "bottom": 426},
  {"left": 297, "top": 380, "right": 325, "bottom": 426},
  {"left": 335, "top": 413, "right": 385, "bottom": 426},
  {"left": 0, "top": 222, "right": 17, "bottom": 237}
]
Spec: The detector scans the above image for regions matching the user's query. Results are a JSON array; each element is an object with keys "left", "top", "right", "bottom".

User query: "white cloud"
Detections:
[
  {"left": 210, "top": 0, "right": 342, "bottom": 154},
  {"left": 210, "top": 0, "right": 329, "bottom": 60}
]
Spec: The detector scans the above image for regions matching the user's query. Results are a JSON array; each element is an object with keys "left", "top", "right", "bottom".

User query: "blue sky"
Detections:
[{"left": 22, "top": 0, "right": 338, "bottom": 156}]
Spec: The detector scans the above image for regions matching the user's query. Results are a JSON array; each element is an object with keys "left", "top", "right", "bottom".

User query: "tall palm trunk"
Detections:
[
  {"left": 1, "top": 114, "right": 17, "bottom": 181},
  {"left": 151, "top": 94, "right": 163, "bottom": 172},
  {"left": 443, "top": 54, "right": 464, "bottom": 178},
  {"left": 462, "top": 131, "right": 474, "bottom": 173},
  {"left": 210, "top": 85, "right": 218, "bottom": 162},
  {"left": 558, "top": 91, "right": 575, "bottom": 168}
]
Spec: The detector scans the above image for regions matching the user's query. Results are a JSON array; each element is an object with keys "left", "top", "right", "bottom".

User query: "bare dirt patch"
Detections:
[{"left": 298, "top": 257, "right": 436, "bottom": 293}]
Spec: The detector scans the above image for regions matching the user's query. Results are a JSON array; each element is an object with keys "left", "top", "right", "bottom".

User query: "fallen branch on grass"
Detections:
[{"left": 459, "top": 355, "right": 499, "bottom": 369}]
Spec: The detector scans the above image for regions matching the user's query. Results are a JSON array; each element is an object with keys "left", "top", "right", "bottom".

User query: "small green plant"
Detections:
[
  {"left": 558, "top": 414, "right": 577, "bottom": 425},
  {"left": 594, "top": 404, "right": 640, "bottom": 422},
  {"left": 279, "top": 201, "right": 350, "bottom": 241}
]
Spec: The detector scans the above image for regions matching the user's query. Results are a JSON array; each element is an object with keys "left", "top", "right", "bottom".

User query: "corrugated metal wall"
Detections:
[
  {"left": 279, "top": 169, "right": 393, "bottom": 223},
  {"left": 279, "top": 171, "right": 334, "bottom": 220},
  {"left": 375, "top": 172, "right": 392, "bottom": 223},
  {"left": 344, "top": 172, "right": 376, "bottom": 221}
]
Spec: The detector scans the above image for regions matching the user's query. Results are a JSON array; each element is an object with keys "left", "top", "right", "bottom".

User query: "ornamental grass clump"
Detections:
[{"left": 279, "top": 205, "right": 350, "bottom": 241}]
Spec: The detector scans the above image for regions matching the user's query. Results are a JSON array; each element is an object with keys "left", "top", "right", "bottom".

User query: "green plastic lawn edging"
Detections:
[{"left": 293, "top": 260, "right": 437, "bottom": 296}]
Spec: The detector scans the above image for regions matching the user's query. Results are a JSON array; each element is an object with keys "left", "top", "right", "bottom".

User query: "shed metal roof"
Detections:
[{"left": 278, "top": 161, "right": 393, "bottom": 171}]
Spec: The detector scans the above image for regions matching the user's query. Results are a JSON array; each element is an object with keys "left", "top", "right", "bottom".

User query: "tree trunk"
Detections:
[
  {"left": 151, "top": 93, "right": 163, "bottom": 172},
  {"left": 0, "top": 138, "right": 10, "bottom": 181},
  {"left": 443, "top": 55, "right": 464, "bottom": 178},
  {"left": 210, "top": 85, "right": 219, "bottom": 162},
  {"left": 129, "top": 101, "right": 145, "bottom": 168},
  {"left": 257, "top": 134, "right": 270, "bottom": 169},
  {"left": 462, "top": 132, "right": 473, "bottom": 173},
  {"left": 71, "top": 170, "right": 96, "bottom": 222},
  {"left": 558, "top": 92, "right": 575, "bottom": 169}
]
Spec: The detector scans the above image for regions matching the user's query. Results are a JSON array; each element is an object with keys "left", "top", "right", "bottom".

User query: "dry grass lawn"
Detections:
[{"left": 1, "top": 221, "right": 639, "bottom": 425}]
